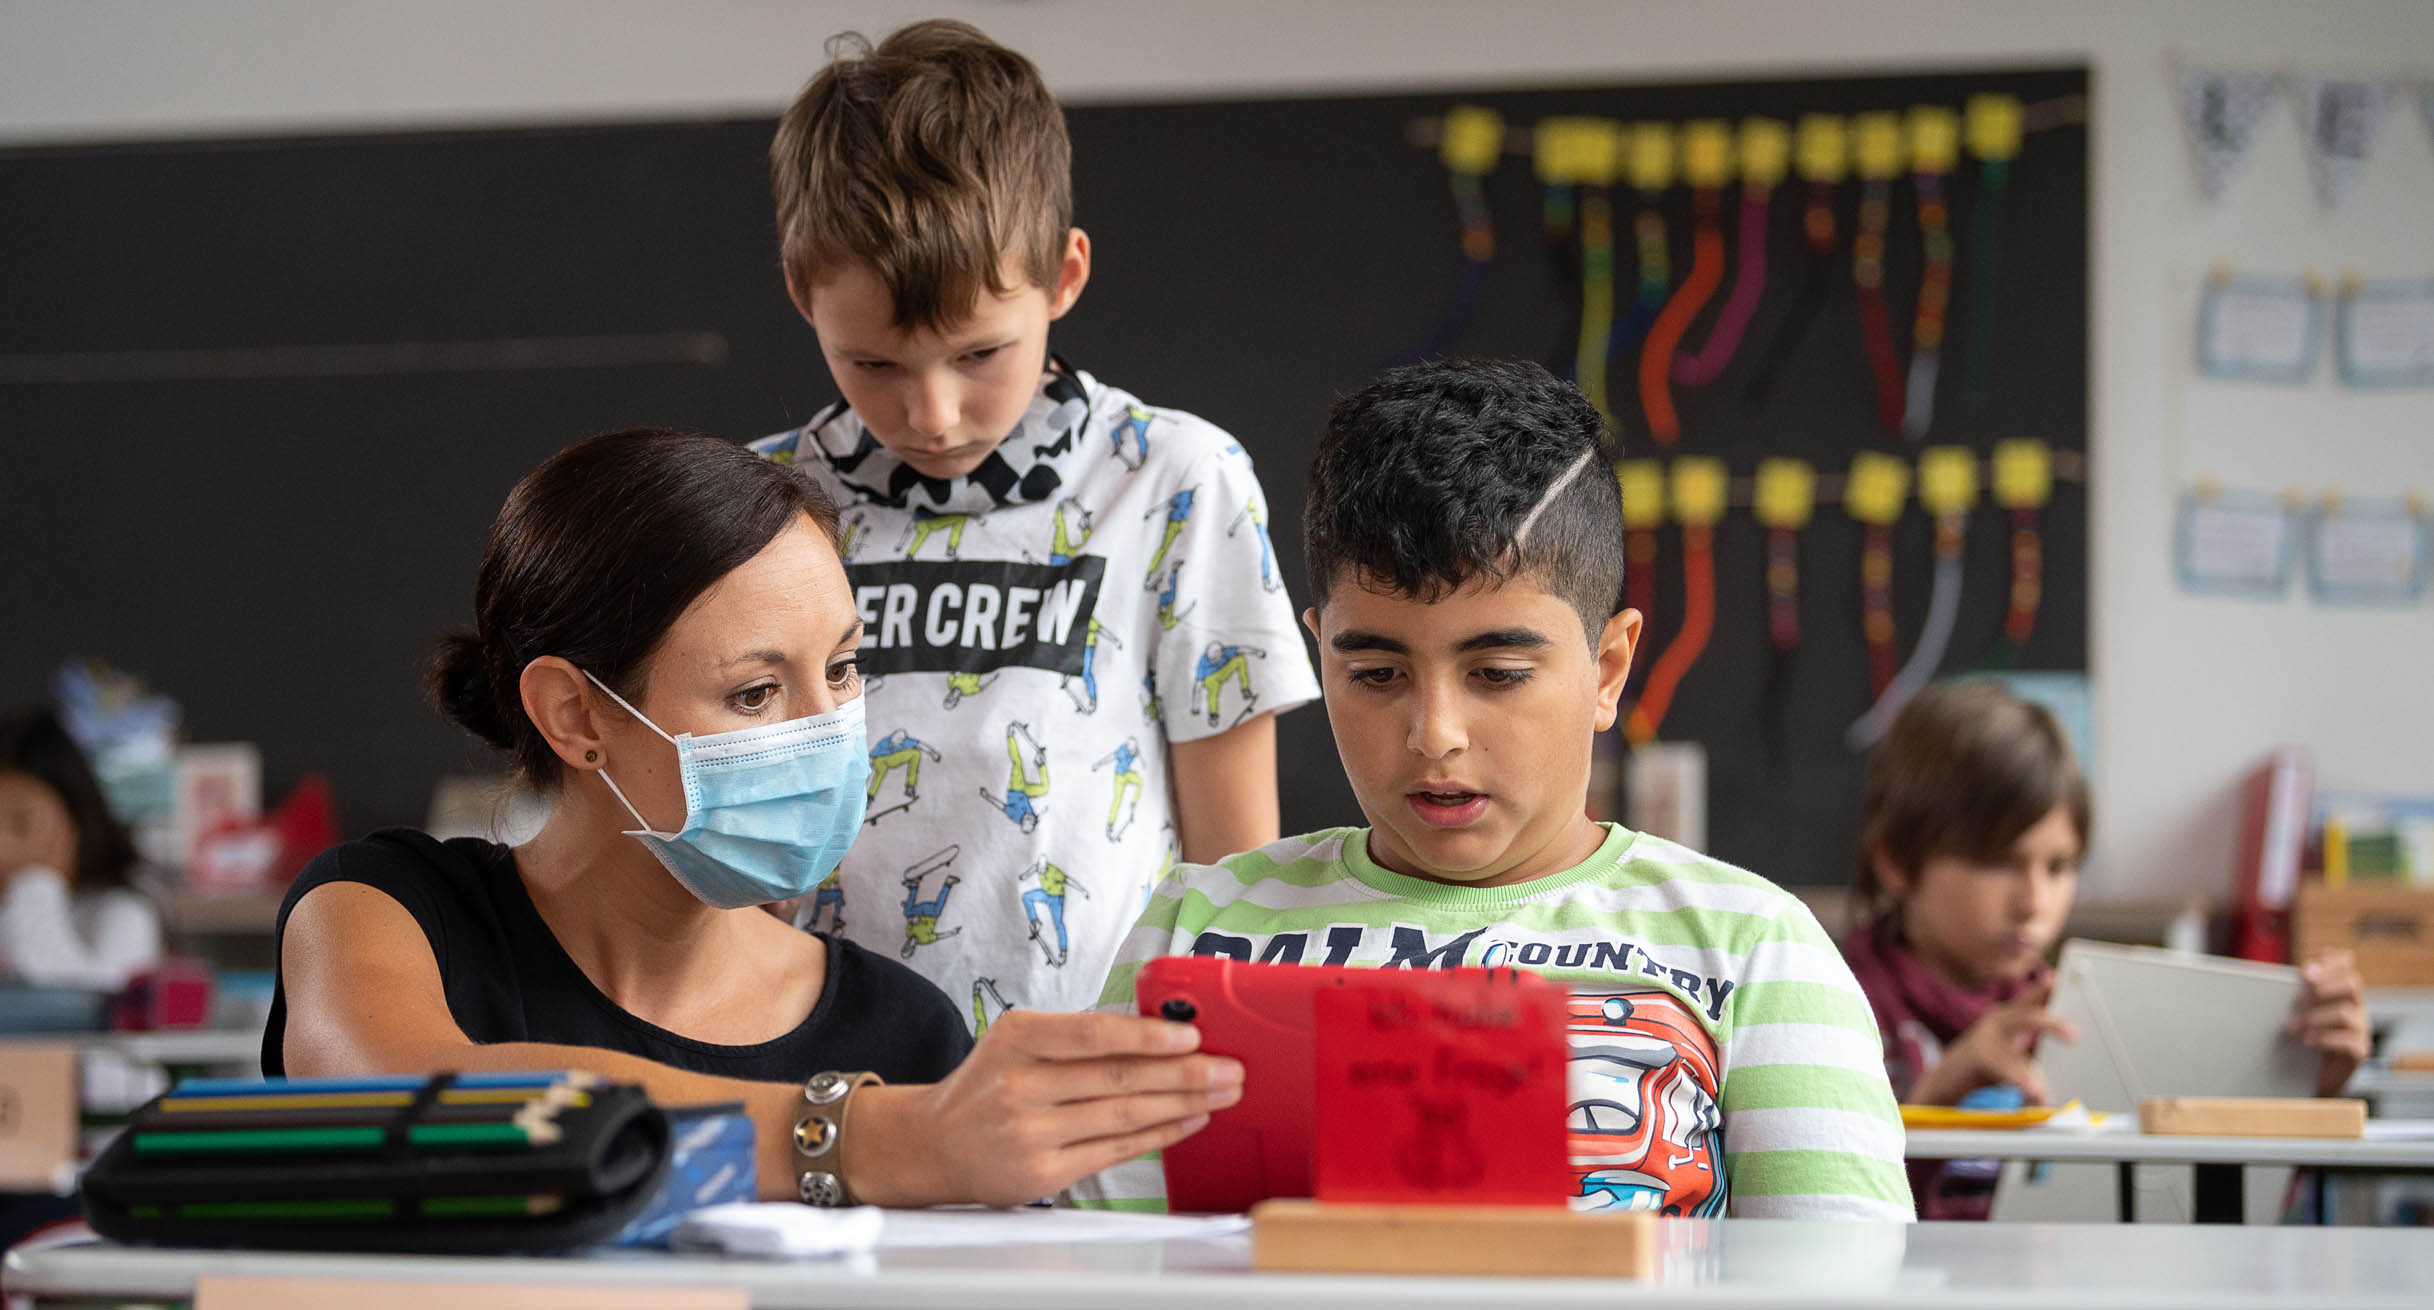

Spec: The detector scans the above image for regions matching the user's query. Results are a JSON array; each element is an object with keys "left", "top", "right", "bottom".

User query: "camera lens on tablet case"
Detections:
[{"left": 1160, "top": 998, "right": 1198, "bottom": 1023}]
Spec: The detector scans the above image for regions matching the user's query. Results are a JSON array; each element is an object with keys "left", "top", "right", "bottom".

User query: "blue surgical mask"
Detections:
[{"left": 583, "top": 671, "right": 870, "bottom": 909}]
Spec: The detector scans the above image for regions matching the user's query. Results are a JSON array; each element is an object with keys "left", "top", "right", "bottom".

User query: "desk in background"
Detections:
[{"left": 1905, "top": 1121, "right": 2434, "bottom": 1223}]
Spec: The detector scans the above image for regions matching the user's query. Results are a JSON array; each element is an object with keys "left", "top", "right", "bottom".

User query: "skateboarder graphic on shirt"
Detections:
[
  {"left": 1048, "top": 496, "right": 1094, "bottom": 566},
  {"left": 1143, "top": 486, "right": 1198, "bottom": 586},
  {"left": 970, "top": 977, "right": 1014, "bottom": 1037},
  {"left": 1195, "top": 641, "right": 1267, "bottom": 728},
  {"left": 976, "top": 721, "right": 1050, "bottom": 835},
  {"left": 1017, "top": 858, "right": 1090, "bottom": 967},
  {"left": 942, "top": 670, "right": 998, "bottom": 710},
  {"left": 838, "top": 510, "right": 870, "bottom": 564},
  {"left": 898, "top": 845, "right": 963, "bottom": 961},
  {"left": 1093, "top": 737, "right": 1146, "bottom": 842},
  {"left": 1062, "top": 618, "right": 1123, "bottom": 714},
  {"left": 865, "top": 727, "right": 942, "bottom": 824},
  {"left": 1110, "top": 403, "right": 1154, "bottom": 472},
  {"left": 1154, "top": 561, "right": 1195, "bottom": 632},
  {"left": 1228, "top": 499, "right": 1283, "bottom": 594},
  {"left": 898, "top": 506, "right": 970, "bottom": 561},
  {"left": 806, "top": 865, "right": 846, "bottom": 936}
]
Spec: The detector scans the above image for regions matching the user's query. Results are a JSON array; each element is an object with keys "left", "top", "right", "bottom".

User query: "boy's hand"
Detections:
[
  {"left": 2289, "top": 949, "right": 2370, "bottom": 1097},
  {"left": 1913, "top": 981, "right": 2078, "bottom": 1106},
  {"left": 875, "top": 1010, "right": 1242, "bottom": 1208}
]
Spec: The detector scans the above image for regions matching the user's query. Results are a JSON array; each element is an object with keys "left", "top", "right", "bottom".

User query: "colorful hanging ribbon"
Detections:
[
  {"left": 1849, "top": 447, "right": 1976, "bottom": 749},
  {"left": 1990, "top": 439, "right": 2051, "bottom": 665},
  {"left": 1607, "top": 123, "right": 1677, "bottom": 373},
  {"left": 1403, "top": 105, "right": 1505, "bottom": 363},
  {"left": 1674, "top": 117, "right": 1788, "bottom": 387},
  {"left": 1616, "top": 460, "right": 1666, "bottom": 701},
  {"left": 1963, "top": 95, "right": 2024, "bottom": 405},
  {"left": 1845, "top": 451, "right": 1909, "bottom": 703},
  {"left": 1742, "top": 114, "right": 1847, "bottom": 409},
  {"left": 1641, "top": 120, "right": 1732, "bottom": 444},
  {"left": 1851, "top": 112, "right": 1907, "bottom": 437},
  {"left": 1900, "top": 106, "right": 1959, "bottom": 440},
  {"left": 1625, "top": 458, "right": 1725, "bottom": 746},
  {"left": 1567, "top": 123, "right": 1625, "bottom": 431},
  {"left": 1754, "top": 459, "right": 1815, "bottom": 772},
  {"left": 1534, "top": 121, "right": 1587, "bottom": 379}
]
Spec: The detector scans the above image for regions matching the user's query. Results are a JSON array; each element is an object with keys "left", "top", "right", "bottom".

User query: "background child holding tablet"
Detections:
[{"left": 1840, "top": 679, "right": 2370, "bottom": 1217}]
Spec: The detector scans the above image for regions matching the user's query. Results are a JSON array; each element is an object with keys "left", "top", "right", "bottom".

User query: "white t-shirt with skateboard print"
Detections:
[{"left": 752, "top": 366, "right": 1319, "bottom": 1023}]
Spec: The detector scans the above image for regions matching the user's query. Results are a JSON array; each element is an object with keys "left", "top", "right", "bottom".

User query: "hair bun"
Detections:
[{"left": 427, "top": 629, "right": 513, "bottom": 751}]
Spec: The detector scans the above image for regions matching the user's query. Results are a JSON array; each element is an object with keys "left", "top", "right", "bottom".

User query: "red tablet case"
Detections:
[{"left": 1135, "top": 957, "right": 1569, "bottom": 1213}]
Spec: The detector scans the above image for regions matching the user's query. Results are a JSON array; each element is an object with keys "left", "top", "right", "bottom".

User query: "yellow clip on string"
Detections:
[
  {"left": 1754, "top": 459, "right": 1817, "bottom": 531},
  {"left": 1618, "top": 460, "right": 1668, "bottom": 528},
  {"left": 1738, "top": 117, "right": 1791, "bottom": 189},
  {"left": 1906, "top": 105, "right": 1961, "bottom": 175},
  {"left": 1533, "top": 117, "right": 1605, "bottom": 184},
  {"left": 1681, "top": 120, "right": 1734, "bottom": 189},
  {"left": 1626, "top": 122, "right": 1677, "bottom": 191},
  {"left": 1670, "top": 458, "right": 1728, "bottom": 526},
  {"left": 1993, "top": 439, "right": 2052, "bottom": 510},
  {"left": 1917, "top": 446, "right": 1979, "bottom": 516},
  {"left": 1966, "top": 93, "right": 2025, "bottom": 162},
  {"left": 1439, "top": 104, "right": 1505, "bottom": 176},
  {"left": 1795, "top": 114, "right": 1849, "bottom": 184},
  {"left": 1851, "top": 112, "right": 1904, "bottom": 181},
  {"left": 1846, "top": 452, "right": 1910, "bottom": 526}
]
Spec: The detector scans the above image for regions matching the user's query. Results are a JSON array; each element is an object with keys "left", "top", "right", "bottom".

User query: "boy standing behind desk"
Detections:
[
  {"left": 1077, "top": 359, "right": 1910, "bottom": 1219},
  {"left": 751, "top": 21, "right": 1316, "bottom": 1018}
]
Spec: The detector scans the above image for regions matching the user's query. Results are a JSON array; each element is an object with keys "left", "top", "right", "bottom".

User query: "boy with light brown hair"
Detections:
[{"left": 752, "top": 20, "right": 1317, "bottom": 1021}]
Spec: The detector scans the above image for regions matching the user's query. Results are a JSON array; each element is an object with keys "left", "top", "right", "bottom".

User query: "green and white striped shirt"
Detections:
[{"left": 1071, "top": 823, "right": 1913, "bottom": 1220}]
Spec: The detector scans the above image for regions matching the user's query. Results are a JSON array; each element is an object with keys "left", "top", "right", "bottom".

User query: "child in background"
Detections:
[
  {"left": 1076, "top": 358, "right": 1912, "bottom": 1219},
  {"left": 1840, "top": 679, "right": 2370, "bottom": 1218},
  {"left": 751, "top": 21, "right": 1317, "bottom": 1019},
  {"left": 0, "top": 707, "right": 162, "bottom": 990}
]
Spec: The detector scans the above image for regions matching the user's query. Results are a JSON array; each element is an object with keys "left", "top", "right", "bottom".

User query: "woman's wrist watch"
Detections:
[{"left": 794, "top": 1070, "right": 882, "bottom": 1206}]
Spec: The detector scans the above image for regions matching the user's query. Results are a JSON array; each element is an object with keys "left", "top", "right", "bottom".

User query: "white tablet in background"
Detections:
[{"left": 1990, "top": 940, "right": 2317, "bottom": 1223}]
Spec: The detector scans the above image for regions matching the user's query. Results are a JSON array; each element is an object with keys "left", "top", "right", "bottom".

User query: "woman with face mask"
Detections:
[{"left": 268, "top": 429, "right": 1239, "bottom": 1209}]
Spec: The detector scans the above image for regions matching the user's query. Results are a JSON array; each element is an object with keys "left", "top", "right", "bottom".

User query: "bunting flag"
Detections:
[
  {"left": 2178, "top": 69, "right": 2282, "bottom": 203},
  {"left": 2291, "top": 77, "right": 2392, "bottom": 212}
]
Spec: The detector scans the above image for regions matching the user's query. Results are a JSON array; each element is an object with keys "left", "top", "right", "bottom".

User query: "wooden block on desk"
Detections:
[
  {"left": 196, "top": 1275, "right": 745, "bottom": 1309},
  {"left": 1250, "top": 1199, "right": 1655, "bottom": 1278},
  {"left": 2140, "top": 1096, "right": 2366, "bottom": 1138},
  {"left": 0, "top": 1042, "right": 77, "bottom": 1191}
]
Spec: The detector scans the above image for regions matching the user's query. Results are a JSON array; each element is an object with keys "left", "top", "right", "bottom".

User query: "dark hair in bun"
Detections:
[{"left": 426, "top": 429, "right": 842, "bottom": 786}]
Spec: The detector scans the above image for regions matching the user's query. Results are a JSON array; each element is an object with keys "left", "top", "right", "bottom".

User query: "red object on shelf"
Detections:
[
  {"left": 185, "top": 772, "right": 339, "bottom": 894},
  {"left": 111, "top": 960, "right": 215, "bottom": 1030},
  {"left": 2232, "top": 748, "right": 2312, "bottom": 964}
]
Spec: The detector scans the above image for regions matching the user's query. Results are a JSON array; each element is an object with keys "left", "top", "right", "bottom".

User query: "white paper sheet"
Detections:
[
  {"left": 2180, "top": 499, "right": 2291, "bottom": 590},
  {"left": 2203, "top": 286, "right": 2318, "bottom": 374},
  {"left": 669, "top": 1203, "right": 1248, "bottom": 1260},
  {"left": 876, "top": 1207, "right": 1249, "bottom": 1248},
  {"left": 2341, "top": 292, "right": 2434, "bottom": 376}
]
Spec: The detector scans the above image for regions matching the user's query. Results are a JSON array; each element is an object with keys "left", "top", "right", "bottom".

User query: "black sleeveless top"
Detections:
[{"left": 263, "top": 829, "right": 972, "bottom": 1083}]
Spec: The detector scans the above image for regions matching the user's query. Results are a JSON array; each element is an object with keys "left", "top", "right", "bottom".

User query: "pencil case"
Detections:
[{"left": 80, "top": 1070, "right": 671, "bottom": 1254}]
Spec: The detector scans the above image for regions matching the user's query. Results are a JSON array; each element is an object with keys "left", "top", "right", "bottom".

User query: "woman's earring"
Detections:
[{"left": 584, "top": 750, "right": 599, "bottom": 764}]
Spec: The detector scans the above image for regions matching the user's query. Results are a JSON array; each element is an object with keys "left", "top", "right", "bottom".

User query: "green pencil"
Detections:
[{"left": 133, "top": 1127, "right": 386, "bottom": 1155}]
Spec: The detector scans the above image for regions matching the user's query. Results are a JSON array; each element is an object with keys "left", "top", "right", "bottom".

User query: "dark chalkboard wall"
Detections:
[{"left": 0, "top": 66, "right": 2085, "bottom": 886}]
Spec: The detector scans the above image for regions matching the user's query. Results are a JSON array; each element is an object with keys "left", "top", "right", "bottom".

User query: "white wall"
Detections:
[{"left": 6, "top": 0, "right": 2431, "bottom": 904}]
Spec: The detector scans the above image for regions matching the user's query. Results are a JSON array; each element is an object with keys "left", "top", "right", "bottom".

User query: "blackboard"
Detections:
[{"left": 1, "top": 65, "right": 2085, "bottom": 887}]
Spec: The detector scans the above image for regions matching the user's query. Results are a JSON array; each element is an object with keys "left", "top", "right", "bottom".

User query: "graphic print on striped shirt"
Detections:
[{"left": 1073, "top": 823, "right": 1914, "bottom": 1220}]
